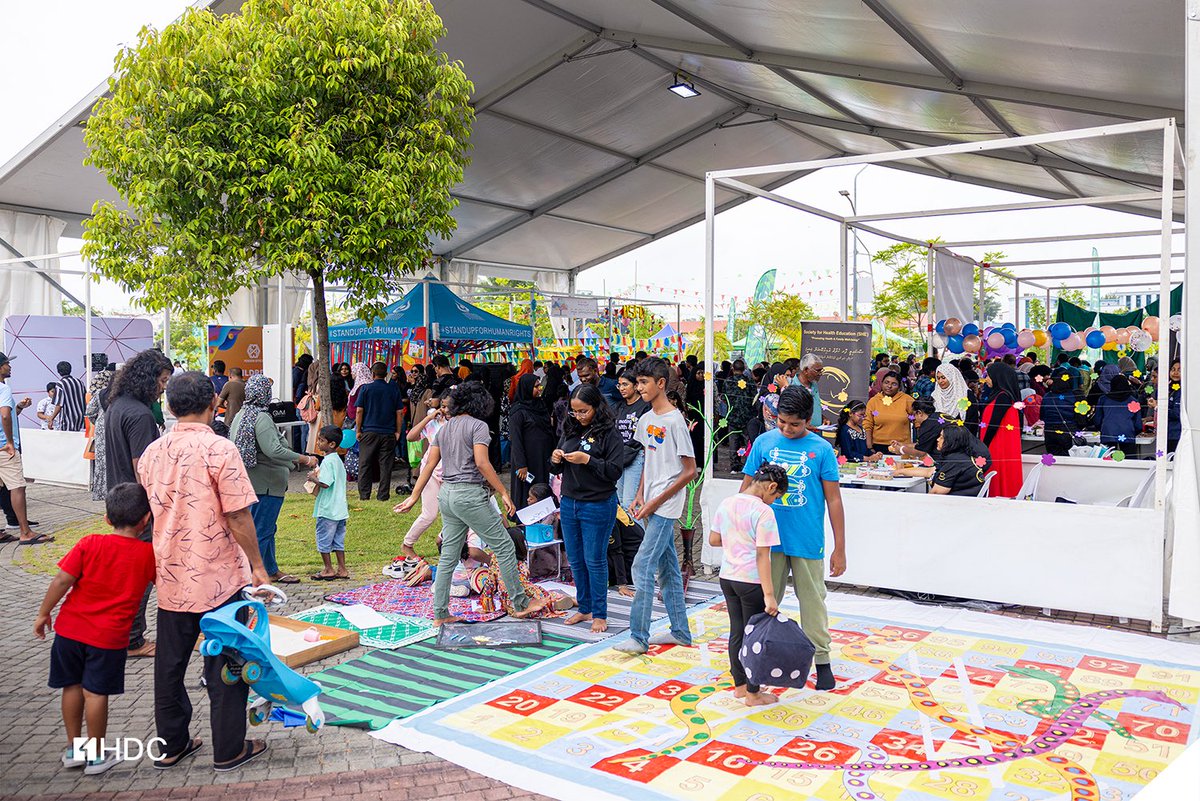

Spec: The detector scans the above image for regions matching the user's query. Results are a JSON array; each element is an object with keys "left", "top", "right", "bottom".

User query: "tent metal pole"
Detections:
[
  {"left": 925, "top": 246, "right": 934, "bottom": 357},
  {"left": 1014, "top": 279, "right": 1021, "bottom": 329},
  {"left": 703, "top": 175, "right": 716, "bottom": 483},
  {"left": 839, "top": 222, "right": 849, "bottom": 319},
  {"left": 84, "top": 263, "right": 92, "bottom": 385},
  {"left": 996, "top": 252, "right": 1184, "bottom": 268},
  {"left": 1154, "top": 122, "right": 1176, "bottom": 514},
  {"left": 1045, "top": 287, "right": 1052, "bottom": 329},
  {"left": 163, "top": 308, "right": 171, "bottom": 361},
  {"left": 847, "top": 191, "right": 1176, "bottom": 224},
  {"left": 423, "top": 276, "right": 431, "bottom": 356},
  {"left": 977, "top": 262, "right": 986, "bottom": 322}
]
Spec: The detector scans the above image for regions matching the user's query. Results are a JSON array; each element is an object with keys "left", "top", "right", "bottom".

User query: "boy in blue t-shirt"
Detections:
[
  {"left": 309, "top": 426, "right": 350, "bottom": 579},
  {"left": 740, "top": 386, "right": 846, "bottom": 690}
]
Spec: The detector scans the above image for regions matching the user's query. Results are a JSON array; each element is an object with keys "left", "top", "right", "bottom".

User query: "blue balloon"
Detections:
[
  {"left": 1085, "top": 330, "right": 1106, "bottom": 349},
  {"left": 935, "top": 319, "right": 946, "bottom": 334},
  {"left": 961, "top": 323, "right": 979, "bottom": 337},
  {"left": 947, "top": 334, "right": 965, "bottom": 354},
  {"left": 341, "top": 428, "right": 357, "bottom": 449},
  {"left": 1049, "top": 322, "right": 1071, "bottom": 340},
  {"left": 1002, "top": 329, "right": 1018, "bottom": 348}
]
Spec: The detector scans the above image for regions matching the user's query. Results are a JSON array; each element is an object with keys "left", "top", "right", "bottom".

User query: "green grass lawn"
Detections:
[{"left": 17, "top": 494, "right": 442, "bottom": 581}]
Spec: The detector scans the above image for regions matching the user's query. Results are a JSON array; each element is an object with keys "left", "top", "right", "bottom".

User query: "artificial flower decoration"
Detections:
[
  {"left": 1146, "top": 386, "right": 1155, "bottom": 395},
  {"left": 872, "top": 410, "right": 880, "bottom": 417},
  {"left": 973, "top": 456, "right": 988, "bottom": 468},
  {"left": 1074, "top": 400, "right": 1091, "bottom": 414},
  {"left": 1040, "top": 453, "right": 1057, "bottom": 466},
  {"left": 737, "top": 446, "right": 749, "bottom": 458},
  {"left": 921, "top": 455, "right": 934, "bottom": 467},
  {"left": 1091, "top": 372, "right": 1100, "bottom": 380},
  {"left": 1172, "top": 383, "right": 1181, "bottom": 391},
  {"left": 836, "top": 455, "right": 848, "bottom": 465},
  {"left": 907, "top": 414, "right": 915, "bottom": 421},
  {"left": 955, "top": 419, "right": 964, "bottom": 426},
  {"left": 1061, "top": 374, "right": 1071, "bottom": 382},
  {"left": 737, "top": 379, "right": 747, "bottom": 389},
  {"left": 1034, "top": 375, "right": 1044, "bottom": 384},
  {"left": 1005, "top": 424, "right": 1015, "bottom": 431},
  {"left": 704, "top": 371, "right": 713, "bottom": 381},
  {"left": 1117, "top": 434, "right": 1127, "bottom": 442},
  {"left": 882, "top": 396, "right": 894, "bottom": 406},
  {"left": 768, "top": 383, "right": 778, "bottom": 393},
  {"left": 1112, "top": 450, "right": 1126, "bottom": 462},
  {"left": 956, "top": 397, "right": 971, "bottom": 411},
  {"left": 1013, "top": 401, "right": 1025, "bottom": 410},
  {"left": 884, "top": 457, "right": 896, "bottom": 467},
  {"left": 1133, "top": 370, "right": 1142, "bottom": 378},
  {"left": 717, "top": 419, "right": 728, "bottom": 429},
  {"left": 1127, "top": 401, "right": 1141, "bottom": 413},
  {"left": 1157, "top": 449, "right": 1166, "bottom": 458}
]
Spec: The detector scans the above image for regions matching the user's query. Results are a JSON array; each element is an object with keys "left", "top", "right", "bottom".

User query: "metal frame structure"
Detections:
[{"left": 703, "top": 118, "right": 1181, "bottom": 513}]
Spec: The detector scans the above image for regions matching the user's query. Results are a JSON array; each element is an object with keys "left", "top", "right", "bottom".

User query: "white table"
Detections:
[
  {"left": 1022, "top": 431, "right": 1155, "bottom": 457},
  {"left": 839, "top": 474, "right": 927, "bottom": 493}
]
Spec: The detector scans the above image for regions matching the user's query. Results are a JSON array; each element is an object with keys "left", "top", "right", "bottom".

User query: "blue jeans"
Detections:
[
  {"left": 617, "top": 451, "right": 644, "bottom": 511},
  {"left": 560, "top": 494, "right": 617, "bottom": 620},
  {"left": 629, "top": 514, "right": 692, "bottom": 648},
  {"left": 250, "top": 494, "right": 285, "bottom": 576},
  {"left": 315, "top": 517, "right": 346, "bottom": 553}
]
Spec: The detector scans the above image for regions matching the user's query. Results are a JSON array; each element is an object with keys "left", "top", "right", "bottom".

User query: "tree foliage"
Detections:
[
  {"left": 81, "top": 0, "right": 473, "bottom": 420},
  {"left": 745, "top": 291, "right": 814, "bottom": 355},
  {"left": 472, "top": 278, "right": 555, "bottom": 340},
  {"left": 683, "top": 321, "right": 731, "bottom": 362},
  {"left": 870, "top": 243, "right": 929, "bottom": 340}
]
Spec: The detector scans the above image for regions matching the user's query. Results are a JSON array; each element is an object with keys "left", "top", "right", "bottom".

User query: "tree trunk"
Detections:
[{"left": 310, "top": 268, "right": 334, "bottom": 431}]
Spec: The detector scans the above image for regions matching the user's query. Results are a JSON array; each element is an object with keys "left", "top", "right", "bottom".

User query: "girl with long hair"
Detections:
[
  {"left": 507, "top": 374, "right": 554, "bottom": 510},
  {"left": 978, "top": 361, "right": 1022, "bottom": 497}
]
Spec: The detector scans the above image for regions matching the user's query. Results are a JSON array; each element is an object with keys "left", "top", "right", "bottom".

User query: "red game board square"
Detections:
[
  {"left": 875, "top": 625, "right": 929, "bottom": 642},
  {"left": 646, "top": 680, "right": 694, "bottom": 701},
  {"left": 1062, "top": 724, "right": 1110, "bottom": 751},
  {"left": 1116, "top": 712, "right": 1190, "bottom": 745},
  {"left": 1080, "top": 655, "right": 1140, "bottom": 677},
  {"left": 567, "top": 685, "right": 639, "bottom": 711},
  {"left": 939, "top": 664, "right": 1005, "bottom": 688},
  {"left": 484, "top": 690, "right": 557, "bottom": 717},
  {"left": 1013, "top": 660, "right": 1074, "bottom": 680},
  {"left": 685, "top": 741, "right": 771, "bottom": 776},
  {"left": 831, "top": 628, "right": 868, "bottom": 645},
  {"left": 646, "top": 643, "right": 677, "bottom": 657},
  {"left": 774, "top": 737, "right": 860, "bottom": 767},
  {"left": 594, "top": 750, "right": 679, "bottom": 783},
  {"left": 871, "top": 730, "right": 927, "bottom": 763}
]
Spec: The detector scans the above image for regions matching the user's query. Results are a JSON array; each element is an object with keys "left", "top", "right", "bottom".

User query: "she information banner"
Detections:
[{"left": 800, "top": 320, "right": 872, "bottom": 415}]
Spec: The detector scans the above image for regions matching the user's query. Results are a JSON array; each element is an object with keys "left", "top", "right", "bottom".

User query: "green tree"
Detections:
[
  {"left": 472, "top": 278, "right": 555, "bottom": 340},
  {"left": 684, "top": 321, "right": 731, "bottom": 362},
  {"left": 870, "top": 243, "right": 929, "bottom": 344},
  {"left": 745, "top": 291, "right": 815, "bottom": 354},
  {"left": 81, "top": 0, "right": 473, "bottom": 421}
]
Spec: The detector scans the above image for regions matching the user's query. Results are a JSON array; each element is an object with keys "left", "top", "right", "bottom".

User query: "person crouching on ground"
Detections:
[
  {"left": 308, "top": 425, "right": 350, "bottom": 580},
  {"left": 34, "top": 482, "right": 156, "bottom": 775},
  {"left": 396, "top": 381, "right": 549, "bottom": 624},
  {"left": 739, "top": 385, "right": 846, "bottom": 690},
  {"left": 710, "top": 464, "right": 788, "bottom": 707}
]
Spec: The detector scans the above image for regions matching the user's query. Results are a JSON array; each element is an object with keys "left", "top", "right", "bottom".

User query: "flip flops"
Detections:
[
  {"left": 270, "top": 573, "right": 301, "bottom": 584},
  {"left": 0, "top": 533, "right": 16, "bottom": 543},
  {"left": 214, "top": 740, "right": 268, "bottom": 772},
  {"left": 154, "top": 738, "right": 202, "bottom": 770},
  {"left": 17, "top": 533, "right": 54, "bottom": 545},
  {"left": 310, "top": 573, "right": 337, "bottom": 581}
]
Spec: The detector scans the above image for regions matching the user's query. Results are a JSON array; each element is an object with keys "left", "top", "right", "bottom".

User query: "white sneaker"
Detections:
[
  {"left": 648, "top": 631, "right": 692, "bottom": 646},
  {"left": 613, "top": 639, "right": 648, "bottom": 655},
  {"left": 61, "top": 747, "right": 85, "bottom": 769},
  {"left": 84, "top": 752, "right": 122, "bottom": 775}
]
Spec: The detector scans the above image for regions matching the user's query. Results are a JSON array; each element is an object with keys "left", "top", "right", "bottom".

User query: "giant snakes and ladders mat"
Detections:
[{"left": 374, "top": 593, "right": 1200, "bottom": 801}]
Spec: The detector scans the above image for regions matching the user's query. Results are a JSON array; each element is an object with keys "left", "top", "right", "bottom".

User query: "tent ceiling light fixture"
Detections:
[{"left": 668, "top": 74, "right": 700, "bottom": 99}]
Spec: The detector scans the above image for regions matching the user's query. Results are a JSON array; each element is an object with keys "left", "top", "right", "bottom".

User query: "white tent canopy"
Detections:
[{"left": 0, "top": 0, "right": 1186, "bottom": 286}]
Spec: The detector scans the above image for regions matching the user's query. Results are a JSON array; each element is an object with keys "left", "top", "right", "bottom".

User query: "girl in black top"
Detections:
[
  {"left": 549, "top": 383, "right": 624, "bottom": 634},
  {"left": 835, "top": 400, "right": 873, "bottom": 462},
  {"left": 507, "top": 374, "right": 554, "bottom": 511},
  {"left": 614, "top": 368, "right": 651, "bottom": 510}
]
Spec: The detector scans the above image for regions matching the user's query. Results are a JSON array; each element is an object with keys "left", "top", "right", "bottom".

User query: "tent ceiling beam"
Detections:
[
  {"left": 0, "top": 234, "right": 84, "bottom": 308},
  {"left": 994, "top": 252, "right": 1184, "bottom": 268},
  {"left": 446, "top": 104, "right": 744, "bottom": 258},
  {"left": 1040, "top": 279, "right": 1182, "bottom": 290},
  {"left": 450, "top": 192, "right": 653, "bottom": 237},
  {"left": 596, "top": 30, "right": 1183, "bottom": 122},
  {"left": 941, "top": 228, "right": 1186, "bottom": 248},
  {"left": 470, "top": 32, "right": 599, "bottom": 113},
  {"left": 847, "top": 190, "right": 1178, "bottom": 223},
  {"left": 1018, "top": 268, "right": 1186, "bottom": 281}
]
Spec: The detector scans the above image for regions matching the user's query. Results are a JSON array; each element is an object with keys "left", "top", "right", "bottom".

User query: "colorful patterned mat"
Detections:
[
  {"left": 291, "top": 605, "right": 436, "bottom": 649},
  {"left": 324, "top": 579, "right": 506, "bottom": 623},
  {"left": 293, "top": 633, "right": 579, "bottom": 729}
]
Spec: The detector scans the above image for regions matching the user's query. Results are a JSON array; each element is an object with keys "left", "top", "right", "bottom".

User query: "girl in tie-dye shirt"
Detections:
[{"left": 708, "top": 464, "right": 788, "bottom": 706}]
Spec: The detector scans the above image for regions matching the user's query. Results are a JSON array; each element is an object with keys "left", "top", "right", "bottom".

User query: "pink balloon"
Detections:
[
  {"left": 1115, "top": 327, "right": 1132, "bottom": 345},
  {"left": 1017, "top": 330, "right": 1035, "bottom": 349},
  {"left": 944, "top": 317, "right": 963, "bottom": 336},
  {"left": 963, "top": 334, "right": 982, "bottom": 353},
  {"left": 1143, "top": 316, "right": 1161, "bottom": 340},
  {"left": 1062, "top": 333, "right": 1083, "bottom": 351},
  {"left": 987, "top": 332, "right": 1006, "bottom": 349}
]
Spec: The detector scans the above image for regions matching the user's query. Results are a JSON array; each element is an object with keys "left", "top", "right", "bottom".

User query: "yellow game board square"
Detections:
[
  {"left": 745, "top": 701, "right": 824, "bottom": 731},
  {"left": 852, "top": 680, "right": 911, "bottom": 708},
  {"left": 652, "top": 762, "right": 742, "bottom": 799},
  {"left": 441, "top": 707, "right": 517, "bottom": 736},
  {"left": 745, "top": 765, "right": 843, "bottom": 799},
  {"left": 923, "top": 632, "right": 974, "bottom": 650},
  {"left": 909, "top": 770, "right": 998, "bottom": 799},
  {"left": 974, "top": 639, "right": 1026, "bottom": 659},
  {"left": 1135, "top": 664, "right": 1199, "bottom": 687},
  {"left": 1131, "top": 677, "right": 1200, "bottom": 706},
  {"left": 1092, "top": 751, "right": 1168, "bottom": 786},
  {"left": 529, "top": 699, "right": 611, "bottom": 730},
  {"left": 587, "top": 716, "right": 665, "bottom": 745},
  {"left": 830, "top": 697, "right": 898, "bottom": 727},
  {"left": 489, "top": 718, "right": 574, "bottom": 751},
  {"left": 557, "top": 660, "right": 622, "bottom": 684}
]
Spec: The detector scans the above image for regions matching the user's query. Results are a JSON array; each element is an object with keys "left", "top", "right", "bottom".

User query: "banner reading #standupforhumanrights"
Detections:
[{"left": 800, "top": 321, "right": 873, "bottom": 418}]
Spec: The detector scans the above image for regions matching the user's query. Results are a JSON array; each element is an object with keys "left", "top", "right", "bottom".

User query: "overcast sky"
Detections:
[{"left": 1, "top": 1, "right": 1180, "bottom": 325}]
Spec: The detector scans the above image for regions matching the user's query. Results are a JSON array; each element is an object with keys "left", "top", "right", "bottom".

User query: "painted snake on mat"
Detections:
[{"left": 998, "top": 663, "right": 1133, "bottom": 739}]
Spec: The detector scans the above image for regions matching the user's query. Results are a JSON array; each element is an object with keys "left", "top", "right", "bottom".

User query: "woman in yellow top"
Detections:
[{"left": 863, "top": 371, "right": 914, "bottom": 455}]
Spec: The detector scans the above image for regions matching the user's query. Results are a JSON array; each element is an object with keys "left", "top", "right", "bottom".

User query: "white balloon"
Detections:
[
  {"left": 1169, "top": 314, "right": 1183, "bottom": 332},
  {"left": 1130, "top": 330, "right": 1153, "bottom": 352},
  {"left": 930, "top": 332, "right": 948, "bottom": 349}
]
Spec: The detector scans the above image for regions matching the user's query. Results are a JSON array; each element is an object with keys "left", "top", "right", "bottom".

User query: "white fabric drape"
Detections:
[
  {"left": 934, "top": 250, "right": 974, "bottom": 322},
  {"left": 217, "top": 273, "right": 307, "bottom": 326},
  {"left": 1169, "top": 409, "right": 1200, "bottom": 621},
  {"left": 0, "top": 211, "right": 65, "bottom": 321}
]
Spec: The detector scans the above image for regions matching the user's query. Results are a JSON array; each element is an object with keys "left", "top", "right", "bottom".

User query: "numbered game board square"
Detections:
[
  {"left": 803, "top": 718, "right": 883, "bottom": 745},
  {"left": 875, "top": 625, "right": 932, "bottom": 643},
  {"left": 441, "top": 706, "right": 519, "bottom": 736},
  {"left": 484, "top": 689, "right": 557, "bottom": 717},
  {"left": 592, "top": 749, "right": 680, "bottom": 784},
  {"left": 938, "top": 663, "right": 1005, "bottom": 688},
  {"left": 644, "top": 678, "right": 695, "bottom": 701},
  {"left": 1091, "top": 752, "right": 1170, "bottom": 786},
  {"left": 871, "top": 729, "right": 929, "bottom": 763},
  {"left": 922, "top": 632, "right": 974, "bottom": 651},
  {"left": 905, "top": 771, "right": 994, "bottom": 800},
  {"left": 773, "top": 736, "right": 862, "bottom": 768},
  {"left": 1011, "top": 658, "right": 1075, "bottom": 681},
  {"left": 528, "top": 699, "right": 612, "bottom": 730},
  {"left": 745, "top": 701, "right": 823, "bottom": 732},
  {"left": 652, "top": 761, "right": 743, "bottom": 798},
  {"left": 566, "top": 685, "right": 640, "bottom": 712},
  {"left": 489, "top": 717, "right": 573, "bottom": 752},
  {"left": 973, "top": 638, "right": 1027, "bottom": 660},
  {"left": 1114, "top": 712, "right": 1191, "bottom": 745},
  {"left": 1135, "top": 664, "right": 1198, "bottom": 688},
  {"left": 1068, "top": 669, "right": 1137, "bottom": 694},
  {"left": 556, "top": 660, "right": 622, "bottom": 685},
  {"left": 596, "top": 672, "right": 660, "bottom": 695},
  {"left": 830, "top": 697, "right": 901, "bottom": 729},
  {"left": 830, "top": 627, "right": 869, "bottom": 647},
  {"left": 684, "top": 740, "right": 771, "bottom": 777},
  {"left": 1131, "top": 677, "right": 1199, "bottom": 707},
  {"left": 744, "top": 762, "right": 841, "bottom": 797},
  {"left": 717, "top": 720, "right": 793, "bottom": 755},
  {"left": 1080, "top": 655, "right": 1141, "bottom": 678}
]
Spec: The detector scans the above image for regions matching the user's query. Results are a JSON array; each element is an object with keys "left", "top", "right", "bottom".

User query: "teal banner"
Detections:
[{"left": 743, "top": 269, "right": 776, "bottom": 365}]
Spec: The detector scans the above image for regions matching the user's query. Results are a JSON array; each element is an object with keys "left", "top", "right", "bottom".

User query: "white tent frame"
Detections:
[{"left": 704, "top": 119, "right": 1180, "bottom": 516}]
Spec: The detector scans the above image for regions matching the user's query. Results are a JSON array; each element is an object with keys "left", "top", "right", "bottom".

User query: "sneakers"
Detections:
[
  {"left": 7, "top": 520, "right": 38, "bottom": 529},
  {"left": 449, "top": 584, "right": 469, "bottom": 598},
  {"left": 84, "top": 752, "right": 122, "bottom": 775},
  {"left": 648, "top": 631, "right": 692, "bottom": 647},
  {"left": 62, "top": 747, "right": 86, "bottom": 769},
  {"left": 382, "top": 557, "right": 420, "bottom": 580},
  {"left": 613, "top": 639, "right": 649, "bottom": 655}
]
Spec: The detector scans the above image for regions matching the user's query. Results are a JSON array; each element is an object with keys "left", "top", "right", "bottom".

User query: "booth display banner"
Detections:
[
  {"left": 548, "top": 295, "right": 599, "bottom": 319},
  {"left": 207, "top": 325, "right": 263, "bottom": 376},
  {"left": 742, "top": 269, "right": 776, "bottom": 365},
  {"left": 800, "top": 320, "right": 872, "bottom": 415}
]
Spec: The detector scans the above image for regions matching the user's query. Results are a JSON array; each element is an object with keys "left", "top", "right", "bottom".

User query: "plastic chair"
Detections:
[
  {"left": 1016, "top": 463, "right": 1042, "bottom": 501},
  {"left": 977, "top": 470, "right": 997, "bottom": 497}
]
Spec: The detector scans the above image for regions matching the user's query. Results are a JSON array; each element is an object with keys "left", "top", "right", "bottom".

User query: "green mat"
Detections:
[
  {"left": 298, "top": 633, "right": 578, "bottom": 729},
  {"left": 291, "top": 604, "right": 435, "bottom": 649}
]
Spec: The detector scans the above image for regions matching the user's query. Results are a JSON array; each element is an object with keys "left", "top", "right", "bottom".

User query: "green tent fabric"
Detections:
[
  {"left": 291, "top": 634, "right": 578, "bottom": 729},
  {"left": 1144, "top": 284, "right": 1183, "bottom": 318},
  {"left": 1052, "top": 299, "right": 1157, "bottom": 370},
  {"left": 1051, "top": 299, "right": 1097, "bottom": 362}
]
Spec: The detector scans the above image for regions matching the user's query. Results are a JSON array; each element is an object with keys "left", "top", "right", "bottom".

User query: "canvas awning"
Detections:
[{"left": 0, "top": 0, "right": 1185, "bottom": 280}]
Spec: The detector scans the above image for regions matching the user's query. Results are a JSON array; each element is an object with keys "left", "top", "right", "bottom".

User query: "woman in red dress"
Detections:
[{"left": 979, "top": 361, "right": 1023, "bottom": 497}]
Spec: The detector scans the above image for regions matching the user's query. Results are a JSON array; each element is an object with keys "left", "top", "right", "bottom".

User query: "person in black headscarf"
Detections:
[
  {"left": 979, "top": 361, "right": 1022, "bottom": 497},
  {"left": 686, "top": 363, "right": 706, "bottom": 466},
  {"left": 508, "top": 374, "right": 554, "bottom": 510},
  {"left": 542, "top": 362, "right": 570, "bottom": 434}
]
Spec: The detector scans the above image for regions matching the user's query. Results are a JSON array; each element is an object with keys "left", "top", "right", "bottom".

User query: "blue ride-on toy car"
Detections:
[{"left": 199, "top": 589, "right": 325, "bottom": 733}]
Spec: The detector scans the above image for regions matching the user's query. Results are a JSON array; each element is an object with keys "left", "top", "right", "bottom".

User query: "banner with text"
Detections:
[
  {"left": 799, "top": 320, "right": 873, "bottom": 416},
  {"left": 208, "top": 325, "right": 264, "bottom": 376}
]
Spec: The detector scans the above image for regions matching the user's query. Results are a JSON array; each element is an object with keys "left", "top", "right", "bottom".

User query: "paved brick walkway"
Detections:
[{"left": 2, "top": 482, "right": 547, "bottom": 800}]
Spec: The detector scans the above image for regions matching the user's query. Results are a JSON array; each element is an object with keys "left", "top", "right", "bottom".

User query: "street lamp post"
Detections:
[{"left": 839, "top": 166, "right": 869, "bottom": 318}]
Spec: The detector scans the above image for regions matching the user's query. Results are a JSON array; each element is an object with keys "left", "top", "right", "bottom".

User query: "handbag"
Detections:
[{"left": 407, "top": 439, "right": 424, "bottom": 468}]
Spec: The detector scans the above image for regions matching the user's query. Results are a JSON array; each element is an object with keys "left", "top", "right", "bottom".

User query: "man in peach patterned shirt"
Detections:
[{"left": 137, "top": 372, "right": 271, "bottom": 772}]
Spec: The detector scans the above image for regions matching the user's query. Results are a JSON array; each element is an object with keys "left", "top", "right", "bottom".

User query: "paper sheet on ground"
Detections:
[{"left": 337, "top": 603, "right": 392, "bottom": 630}]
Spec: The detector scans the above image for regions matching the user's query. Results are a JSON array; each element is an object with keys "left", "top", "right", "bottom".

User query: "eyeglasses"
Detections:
[{"left": 567, "top": 409, "right": 593, "bottom": 418}]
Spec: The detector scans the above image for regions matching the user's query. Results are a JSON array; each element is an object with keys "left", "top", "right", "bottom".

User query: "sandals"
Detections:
[
  {"left": 128, "top": 641, "right": 157, "bottom": 658},
  {"left": 18, "top": 533, "right": 54, "bottom": 545},
  {"left": 213, "top": 740, "right": 268, "bottom": 772},
  {"left": 270, "top": 573, "right": 301, "bottom": 584},
  {"left": 310, "top": 573, "right": 337, "bottom": 581},
  {"left": 154, "top": 738, "right": 202, "bottom": 770},
  {"left": 0, "top": 533, "right": 16, "bottom": 543}
]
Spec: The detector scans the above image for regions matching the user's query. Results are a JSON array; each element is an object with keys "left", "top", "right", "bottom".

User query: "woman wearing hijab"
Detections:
[
  {"left": 345, "top": 362, "right": 372, "bottom": 421},
  {"left": 507, "top": 374, "right": 554, "bottom": 510},
  {"left": 85, "top": 366, "right": 117, "bottom": 502},
  {"left": 1094, "top": 374, "right": 1143, "bottom": 457},
  {"left": 1086, "top": 362, "right": 1120, "bottom": 410},
  {"left": 231, "top": 375, "right": 318, "bottom": 584},
  {"left": 686, "top": 363, "right": 706, "bottom": 465},
  {"left": 508, "top": 359, "right": 534, "bottom": 402},
  {"left": 932, "top": 364, "right": 969, "bottom": 421},
  {"left": 542, "top": 362, "right": 570, "bottom": 434},
  {"left": 979, "top": 361, "right": 1022, "bottom": 497},
  {"left": 1041, "top": 372, "right": 1081, "bottom": 456},
  {"left": 868, "top": 366, "right": 891, "bottom": 398}
]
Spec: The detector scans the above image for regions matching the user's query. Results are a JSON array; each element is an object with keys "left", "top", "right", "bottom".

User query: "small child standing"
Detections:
[
  {"left": 710, "top": 465, "right": 787, "bottom": 706},
  {"left": 309, "top": 425, "right": 350, "bottom": 580},
  {"left": 616, "top": 357, "right": 697, "bottom": 655},
  {"left": 33, "top": 483, "right": 156, "bottom": 775},
  {"left": 37, "top": 383, "right": 57, "bottom": 429},
  {"left": 740, "top": 386, "right": 846, "bottom": 690}
]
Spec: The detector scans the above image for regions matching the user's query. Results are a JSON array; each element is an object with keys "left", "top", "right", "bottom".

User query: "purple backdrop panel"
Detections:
[{"left": 3, "top": 315, "right": 154, "bottom": 429}]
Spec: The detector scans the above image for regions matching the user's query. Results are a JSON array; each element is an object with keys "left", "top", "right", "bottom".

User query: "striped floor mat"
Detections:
[
  {"left": 536, "top": 579, "right": 723, "bottom": 643},
  {"left": 298, "top": 633, "right": 578, "bottom": 729}
]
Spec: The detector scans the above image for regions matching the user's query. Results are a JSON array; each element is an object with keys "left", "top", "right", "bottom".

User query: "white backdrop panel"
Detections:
[{"left": 21, "top": 429, "right": 88, "bottom": 487}]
